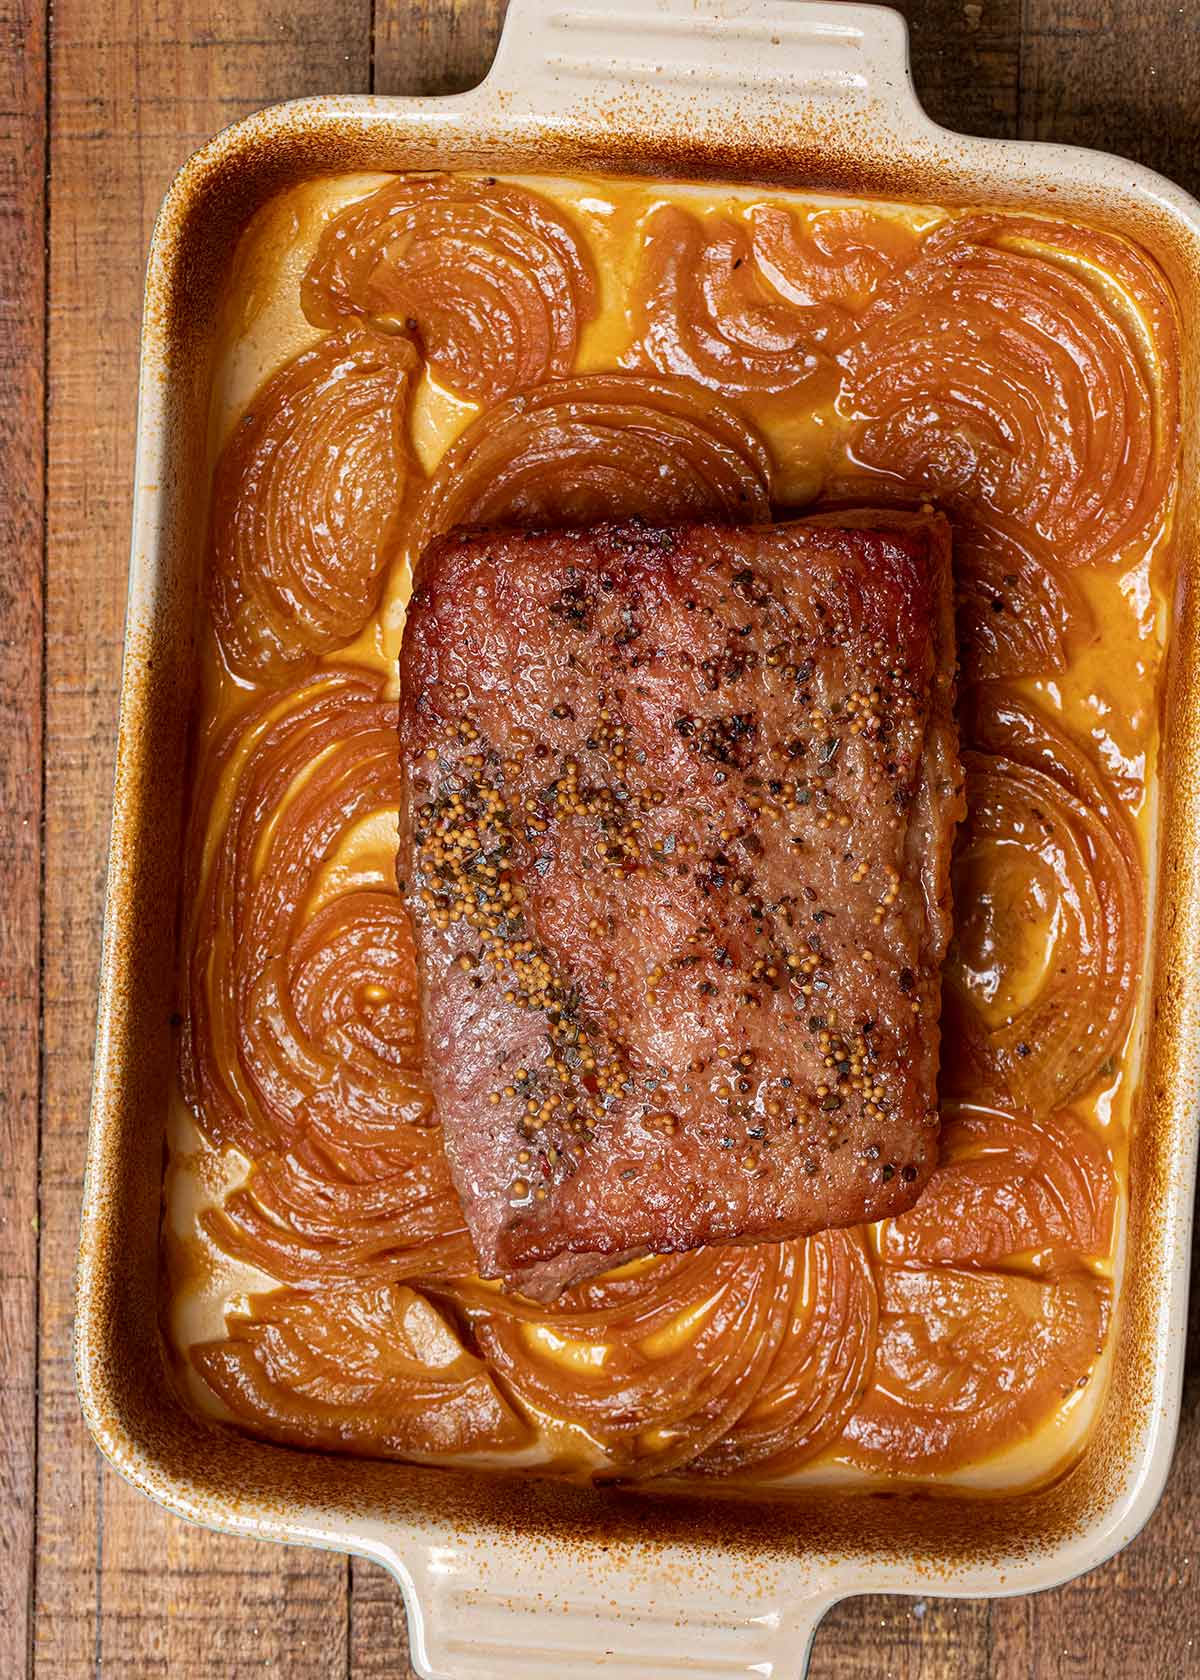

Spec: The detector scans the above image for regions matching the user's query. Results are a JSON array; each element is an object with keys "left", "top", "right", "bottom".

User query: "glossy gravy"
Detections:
[{"left": 164, "top": 170, "right": 1177, "bottom": 1492}]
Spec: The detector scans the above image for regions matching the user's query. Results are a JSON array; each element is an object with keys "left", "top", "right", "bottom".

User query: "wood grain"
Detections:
[
  {"left": 348, "top": 1559, "right": 420, "bottom": 1680},
  {"left": 1021, "top": 0, "right": 1200, "bottom": 189},
  {"left": 13, "top": 0, "right": 1200, "bottom": 1676},
  {"left": 0, "top": 0, "right": 45, "bottom": 1675},
  {"left": 896, "top": 0, "right": 1022, "bottom": 139},
  {"left": 34, "top": 0, "right": 371, "bottom": 1674},
  {"left": 374, "top": 0, "right": 509, "bottom": 95}
]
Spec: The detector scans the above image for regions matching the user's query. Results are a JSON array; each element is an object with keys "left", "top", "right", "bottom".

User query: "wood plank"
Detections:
[
  {"left": 1021, "top": 0, "right": 1200, "bottom": 185},
  {"left": 0, "top": 0, "right": 45, "bottom": 1675},
  {"left": 36, "top": 1, "right": 371, "bottom": 1674},
  {"left": 373, "top": 0, "right": 508, "bottom": 96},
  {"left": 348, "top": 1559, "right": 419, "bottom": 1680},
  {"left": 93, "top": 1523, "right": 350, "bottom": 1679},
  {"left": 894, "top": 0, "right": 1022, "bottom": 139}
]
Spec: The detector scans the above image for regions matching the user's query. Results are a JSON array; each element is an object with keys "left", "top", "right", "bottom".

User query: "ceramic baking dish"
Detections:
[{"left": 77, "top": 2, "right": 1200, "bottom": 1674}]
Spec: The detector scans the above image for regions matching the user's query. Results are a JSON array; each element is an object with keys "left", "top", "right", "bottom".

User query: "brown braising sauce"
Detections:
[{"left": 163, "top": 170, "right": 1179, "bottom": 1492}]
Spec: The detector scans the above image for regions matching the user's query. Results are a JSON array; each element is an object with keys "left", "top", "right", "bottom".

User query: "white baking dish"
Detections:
[{"left": 77, "top": 3, "right": 1200, "bottom": 1674}]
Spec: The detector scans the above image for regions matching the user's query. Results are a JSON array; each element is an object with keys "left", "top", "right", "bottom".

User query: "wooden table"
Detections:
[{"left": 4, "top": 0, "right": 1198, "bottom": 1673}]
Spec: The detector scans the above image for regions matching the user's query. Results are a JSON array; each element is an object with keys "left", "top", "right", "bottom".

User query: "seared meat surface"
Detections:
[{"left": 398, "top": 513, "right": 962, "bottom": 1297}]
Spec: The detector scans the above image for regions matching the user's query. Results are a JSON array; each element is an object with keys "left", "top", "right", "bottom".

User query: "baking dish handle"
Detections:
[
  {"left": 371, "top": 1539, "right": 839, "bottom": 1680},
  {"left": 477, "top": 0, "right": 931, "bottom": 148}
]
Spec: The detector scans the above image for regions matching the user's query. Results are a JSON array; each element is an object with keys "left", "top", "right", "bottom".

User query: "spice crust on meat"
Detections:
[{"left": 397, "top": 512, "right": 963, "bottom": 1297}]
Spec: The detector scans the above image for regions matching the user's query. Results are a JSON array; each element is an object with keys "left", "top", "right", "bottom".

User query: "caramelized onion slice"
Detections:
[
  {"left": 210, "top": 325, "right": 419, "bottom": 683},
  {"left": 841, "top": 1266, "right": 1108, "bottom": 1473},
  {"left": 878, "top": 1106, "right": 1116, "bottom": 1268},
  {"left": 843, "top": 213, "right": 1179, "bottom": 565},
  {"left": 627, "top": 205, "right": 839, "bottom": 396},
  {"left": 204, "top": 1131, "right": 471, "bottom": 1290},
  {"left": 628, "top": 203, "right": 917, "bottom": 397},
  {"left": 179, "top": 674, "right": 458, "bottom": 1256},
  {"left": 815, "top": 476, "right": 1095, "bottom": 685},
  {"left": 953, "top": 509, "right": 1097, "bottom": 685},
  {"left": 193, "top": 1283, "right": 527, "bottom": 1458},
  {"left": 446, "top": 1241, "right": 800, "bottom": 1481},
  {"left": 691, "top": 1229, "right": 877, "bottom": 1477},
  {"left": 181, "top": 670, "right": 413, "bottom": 1153},
  {"left": 749, "top": 203, "right": 922, "bottom": 308},
  {"left": 301, "top": 173, "right": 598, "bottom": 404},
  {"left": 180, "top": 670, "right": 472, "bottom": 1281},
  {"left": 410, "top": 372, "right": 773, "bottom": 558},
  {"left": 288, "top": 891, "right": 424, "bottom": 1126},
  {"left": 944, "top": 691, "right": 1141, "bottom": 1112}
]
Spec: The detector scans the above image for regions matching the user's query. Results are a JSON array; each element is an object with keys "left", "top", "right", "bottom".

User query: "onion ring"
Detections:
[
  {"left": 193, "top": 1282, "right": 527, "bottom": 1458},
  {"left": 878, "top": 1105, "right": 1116, "bottom": 1268},
  {"left": 842, "top": 214, "right": 1179, "bottom": 566},
  {"left": 943, "top": 691, "right": 1141, "bottom": 1112},
  {"left": 210, "top": 324, "right": 419, "bottom": 682},
  {"left": 408, "top": 371, "right": 773, "bottom": 560},
  {"left": 301, "top": 173, "right": 598, "bottom": 404}
]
